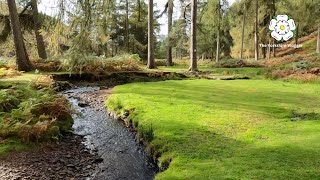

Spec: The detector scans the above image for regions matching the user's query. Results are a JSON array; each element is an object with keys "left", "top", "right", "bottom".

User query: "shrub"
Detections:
[
  {"left": 212, "top": 59, "right": 261, "bottom": 68},
  {"left": 284, "top": 60, "right": 314, "bottom": 70},
  {"left": 15, "top": 120, "right": 55, "bottom": 142},
  {"left": 155, "top": 60, "right": 169, "bottom": 66},
  {"left": 0, "top": 57, "right": 15, "bottom": 69},
  {"left": 0, "top": 89, "right": 20, "bottom": 112},
  {"left": 0, "top": 68, "right": 21, "bottom": 78},
  {"left": 32, "top": 59, "right": 61, "bottom": 72},
  {"left": 0, "top": 84, "right": 73, "bottom": 143},
  {"left": 59, "top": 53, "right": 142, "bottom": 74},
  {"left": 102, "top": 54, "right": 142, "bottom": 72}
]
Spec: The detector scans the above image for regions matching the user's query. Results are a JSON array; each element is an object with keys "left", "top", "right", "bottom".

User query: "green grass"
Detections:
[
  {"left": 106, "top": 79, "right": 320, "bottom": 179},
  {"left": 0, "top": 139, "right": 32, "bottom": 156},
  {"left": 302, "top": 38, "right": 317, "bottom": 54}
]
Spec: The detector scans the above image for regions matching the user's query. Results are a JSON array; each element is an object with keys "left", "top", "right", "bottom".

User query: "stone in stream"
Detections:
[
  {"left": 78, "top": 101, "right": 89, "bottom": 107},
  {"left": 93, "top": 157, "right": 104, "bottom": 164}
]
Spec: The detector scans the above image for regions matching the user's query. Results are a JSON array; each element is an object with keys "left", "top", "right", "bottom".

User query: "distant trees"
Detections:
[
  {"left": 166, "top": 1, "right": 188, "bottom": 60},
  {"left": 198, "top": 0, "right": 232, "bottom": 61},
  {"left": 3, "top": 0, "right": 318, "bottom": 69},
  {"left": 228, "top": 0, "right": 319, "bottom": 60},
  {"left": 7, "top": 0, "right": 32, "bottom": 71}
]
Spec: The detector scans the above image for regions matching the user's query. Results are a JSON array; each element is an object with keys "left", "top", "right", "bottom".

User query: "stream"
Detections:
[{"left": 63, "top": 86, "right": 156, "bottom": 180}]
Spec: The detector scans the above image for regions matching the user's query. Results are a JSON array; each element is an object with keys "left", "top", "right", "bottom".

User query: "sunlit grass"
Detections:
[{"left": 107, "top": 79, "right": 320, "bottom": 179}]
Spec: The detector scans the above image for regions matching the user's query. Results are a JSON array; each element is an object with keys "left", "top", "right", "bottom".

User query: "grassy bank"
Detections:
[
  {"left": 151, "top": 66, "right": 268, "bottom": 80},
  {"left": 106, "top": 79, "right": 320, "bottom": 179},
  {"left": 0, "top": 75, "right": 73, "bottom": 156}
]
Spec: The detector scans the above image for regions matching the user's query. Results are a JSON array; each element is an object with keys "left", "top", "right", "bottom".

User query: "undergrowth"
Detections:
[
  {"left": 264, "top": 60, "right": 320, "bottom": 83},
  {"left": 211, "top": 59, "right": 261, "bottom": 68},
  {"left": 59, "top": 53, "right": 142, "bottom": 74},
  {"left": 0, "top": 76, "right": 73, "bottom": 154}
]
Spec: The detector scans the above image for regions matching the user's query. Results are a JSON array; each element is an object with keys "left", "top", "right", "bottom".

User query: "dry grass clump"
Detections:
[{"left": 0, "top": 67, "right": 22, "bottom": 78}]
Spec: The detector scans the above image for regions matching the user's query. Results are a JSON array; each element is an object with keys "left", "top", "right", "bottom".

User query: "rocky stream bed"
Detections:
[{"left": 0, "top": 86, "right": 156, "bottom": 180}]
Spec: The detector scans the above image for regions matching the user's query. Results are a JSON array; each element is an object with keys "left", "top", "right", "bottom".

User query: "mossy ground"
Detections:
[{"left": 107, "top": 79, "right": 320, "bottom": 179}]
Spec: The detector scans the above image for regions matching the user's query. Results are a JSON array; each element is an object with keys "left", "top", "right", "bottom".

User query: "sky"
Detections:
[{"left": 38, "top": 0, "right": 236, "bottom": 36}]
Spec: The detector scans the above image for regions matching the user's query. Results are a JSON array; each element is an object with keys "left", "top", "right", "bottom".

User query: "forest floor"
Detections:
[{"left": 106, "top": 79, "right": 320, "bottom": 179}]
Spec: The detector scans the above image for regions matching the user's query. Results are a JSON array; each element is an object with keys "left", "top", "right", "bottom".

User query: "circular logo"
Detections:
[{"left": 269, "top": 15, "right": 296, "bottom": 41}]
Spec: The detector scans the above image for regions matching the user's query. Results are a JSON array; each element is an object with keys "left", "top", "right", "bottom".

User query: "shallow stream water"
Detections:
[{"left": 63, "top": 86, "right": 156, "bottom": 180}]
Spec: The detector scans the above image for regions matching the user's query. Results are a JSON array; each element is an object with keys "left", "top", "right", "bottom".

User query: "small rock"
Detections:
[
  {"left": 78, "top": 102, "right": 89, "bottom": 107},
  {"left": 93, "top": 158, "right": 104, "bottom": 164},
  {"left": 67, "top": 164, "right": 75, "bottom": 168}
]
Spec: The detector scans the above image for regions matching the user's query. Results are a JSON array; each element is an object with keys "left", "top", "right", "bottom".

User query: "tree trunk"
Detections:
[
  {"left": 137, "top": 0, "right": 141, "bottom": 22},
  {"left": 215, "top": 0, "right": 221, "bottom": 63},
  {"left": 112, "top": 40, "right": 114, "bottom": 57},
  {"left": 316, "top": 24, "right": 320, "bottom": 54},
  {"left": 267, "top": 38, "right": 271, "bottom": 60},
  {"left": 31, "top": 0, "right": 47, "bottom": 59},
  {"left": 125, "top": 0, "right": 129, "bottom": 52},
  {"left": 272, "top": 0, "right": 276, "bottom": 58},
  {"left": 262, "top": 46, "right": 266, "bottom": 59},
  {"left": 212, "top": 48, "right": 214, "bottom": 61},
  {"left": 104, "top": 43, "right": 108, "bottom": 57},
  {"left": 240, "top": 2, "right": 246, "bottom": 59},
  {"left": 147, "top": 0, "right": 156, "bottom": 69},
  {"left": 7, "top": 0, "right": 32, "bottom": 71},
  {"left": 254, "top": 0, "right": 259, "bottom": 61},
  {"left": 166, "top": 0, "right": 173, "bottom": 66},
  {"left": 189, "top": 0, "right": 198, "bottom": 71},
  {"left": 295, "top": 24, "right": 299, "bottom": 45}
]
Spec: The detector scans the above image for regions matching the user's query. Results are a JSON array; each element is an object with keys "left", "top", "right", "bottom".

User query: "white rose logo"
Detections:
[{"left": 269, "top": 15, "right": 296, "bottom": 41}]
